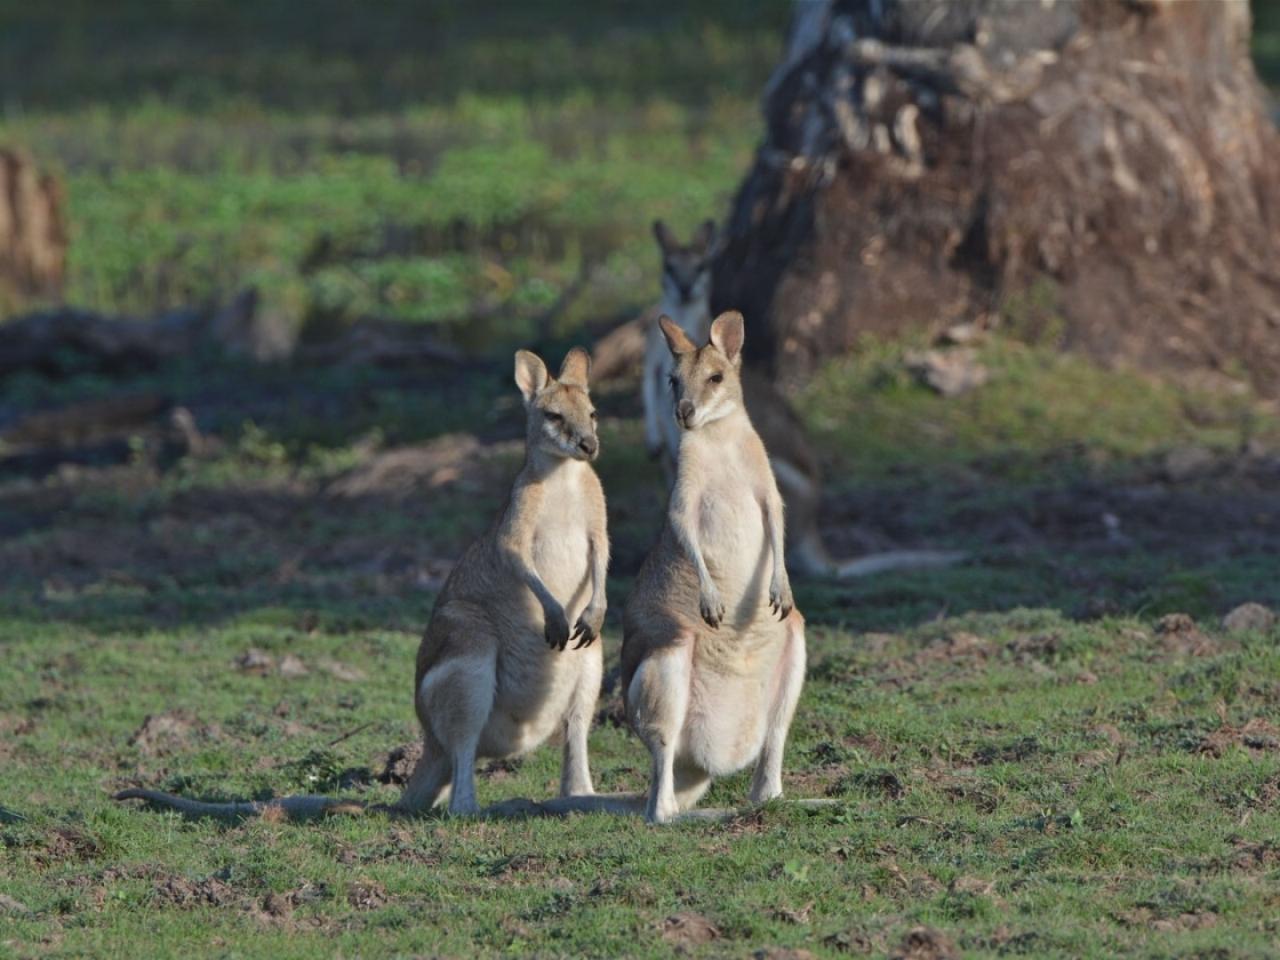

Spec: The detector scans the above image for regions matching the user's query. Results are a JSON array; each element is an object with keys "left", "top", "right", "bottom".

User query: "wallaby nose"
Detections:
[
  {"left": 579, "top": 436, "right": 598, "bottom": 458},
  {"left": 676, "top": 399, "right": 695, "bottom": 427}
]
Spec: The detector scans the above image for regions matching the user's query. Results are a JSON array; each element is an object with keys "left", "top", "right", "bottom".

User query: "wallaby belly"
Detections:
[
  {"left": 483, "top": 635, "right": 595, "bottom": 758},
  {"left": 682, "top": 630, "right": 788, "bottom": 775}
]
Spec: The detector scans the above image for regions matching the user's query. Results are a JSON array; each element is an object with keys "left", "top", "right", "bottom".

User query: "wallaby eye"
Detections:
[
  {"left": 668, "top": 375, "right": 678, "bottom": 389},
  {"left": 589, "top": 410, "right": 598, "bottom": 421},
  {"left": 709, "top": 373, "right": 724, "bottom": 384},
  {"left": 545, "top": 412, "right": 563, "bottom": 424}
]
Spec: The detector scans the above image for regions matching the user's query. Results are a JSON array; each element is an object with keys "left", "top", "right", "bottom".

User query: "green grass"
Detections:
[
  {"left": 2, "top": 592, "right": 1278, "bottom": 957},
  {"left": 3, "top": 338, "right": 1280, "bottom": 957},
  {"left": 801, "top": 336, "right": 1276, "bottom": 485}
]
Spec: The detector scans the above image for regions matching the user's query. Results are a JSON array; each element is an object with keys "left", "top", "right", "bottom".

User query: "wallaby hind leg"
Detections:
[
  {"left": 750, "top": 612, "right": 806, "bottom": 804},
  {"left": 627, "top": 640, "right": 693, "bottom": 824},
  {"left": 418, "top": 653, "right": 496, "bottom": 816},
  {"left": 395, "top": 732, "right": 452, "bottom": 813},
  {"left": 560, "top": 646, "right": 603, "bottom": 798}
]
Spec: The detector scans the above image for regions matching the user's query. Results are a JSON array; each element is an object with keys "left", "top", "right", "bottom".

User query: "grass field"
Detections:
[
  {"left": 2, "top": 336, "right": 1280, "bottom": 958},
  {"left": 3, "top": 3, "right": 1280, "bottom": 958}
]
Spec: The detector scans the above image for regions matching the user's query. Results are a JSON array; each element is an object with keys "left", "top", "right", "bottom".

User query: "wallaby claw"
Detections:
[
  {"left": 545, "top": 611, "right": 571, "bottom": 651},
  {"left": 570, "top": 620, "right": 595, "bottom": 649},
  {"left": 769, "top": 584, "right": 793, "bottom": 621},
  {"left": 700, "top": 594, "right": 725, "bottom": 629}
]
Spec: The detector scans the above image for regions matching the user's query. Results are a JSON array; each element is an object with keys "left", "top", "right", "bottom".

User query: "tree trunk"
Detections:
[
  {"left": 0, "top": 148, "right": 67, "bottom": 312},
  {"left": 714, "top": 0, "right": 1280, "bottom": 394}
]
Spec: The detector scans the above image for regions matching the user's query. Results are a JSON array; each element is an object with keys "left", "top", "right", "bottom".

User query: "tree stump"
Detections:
[
  {"left": 714, "top": 0, "right": 1280, "bottom": 394},
  {"left": 0, "top": 147, "right": 67, "bottom": 312}
]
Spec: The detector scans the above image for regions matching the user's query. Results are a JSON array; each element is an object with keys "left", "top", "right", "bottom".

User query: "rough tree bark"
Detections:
[
  {"left": 0, "top": 147, "right": 66, "bottom": 311},
  {"left": 714, "top": 0, "right": 1280, "bottom": 393}
]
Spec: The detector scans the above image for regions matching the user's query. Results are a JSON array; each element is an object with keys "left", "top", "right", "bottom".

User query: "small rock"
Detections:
[
  {"left": 320, "top": 659, "right": 366, "bottom": 682},
  {"left": 0, "top": 893, "right": 31, "bottom": 914},
  {"left": 937, "top": 321, "right": 983, "bottom": 346},
  {"left": 278, "top": 654, "right": 309, "bottom": 679},
  {"left": 906, "top": 348, "right": 989, "bottom": 397},
  {"left": 235, "top": 649, "right": 275, "bottom": 674},
  {"left": 661, "top": 912, "right": 720, "bottom": 948},
  {"left": 1222, "top": 602, "right": 1276, "bottom": 635}
]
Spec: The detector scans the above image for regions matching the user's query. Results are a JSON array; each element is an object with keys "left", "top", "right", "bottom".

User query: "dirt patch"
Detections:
[
  {"left": 1005, "top": 633, "right": 1060, "bottom": 662},
  {"left": 824, "top": 928, "right": 877, "bottom": 954},
  {"left": 346, "top": 881, "right": 388, "bottom": 911},
  {"left": 152, "top": 874, "right": 236, "bottom": 908},
  {"left": 974, "top": 736, "right": 1041, "bottom": 766},
  {"left": 35, "top": 827, "right": 103, "bottom": 866},
  {"left": 1230, "top": 839, "right": 1280, "bottom": 871},
  {"left": 772, "top": 902, "right": 814, "bottom": 925},
  {"left": 1196, "top": 717, "right": 1280, "bottom": 758},
  {"left": 660, "top": 912, "right": 721, "bottom": 950},
  {"left": 916, "top": 632, "right": 990, "bottom": 666},
  {"left": 832, "top": 769, "right": 906, "bottom": 800},
  {"left": 129, "top": 710, "right": 223, "bottom": 757},
  {"left": 890, "top": 926, "right": 959, "bottom": 960},
  {"left": 488, "top": 853, "right": 549, "bottom": 880},
  {"left": 376, "top": 742, "right": 421, "bottom": 786},
  {"left": 1155, "top": 614, "right": 1218, "bottom": 658}
]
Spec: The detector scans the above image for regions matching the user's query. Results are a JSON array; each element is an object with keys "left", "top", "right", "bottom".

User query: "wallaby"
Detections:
[
  {"left": 117, "top": 348, "right": 609, "bottom": 821},
  {"left": 623, "top": 311, "right": 807, "bottom": 824},
  {"left": 642, "top": 220, "right": 960, "bottom": 579},
  {"left": 643, "top": 219, "right": 717, "bottom": 478}
]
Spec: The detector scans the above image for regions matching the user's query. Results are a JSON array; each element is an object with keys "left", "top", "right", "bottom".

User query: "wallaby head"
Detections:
[
  {"left": 653, "top": 219, "right": 716, "bottom": 307},
  {"left": 514, "top": 348, "right": 600, "bottom": 461},
  {"left": 658, "top": 310, "right": 745, "bottom": 432}
]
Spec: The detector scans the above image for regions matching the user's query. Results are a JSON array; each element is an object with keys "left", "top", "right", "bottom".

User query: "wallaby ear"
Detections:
[
  {"left": 659, "top": 315, "right": 696, "bottom": 356},
  {"left": 653, "top": 219, "right": 676, "bottom": 255},
  {"left": 558, "top": 347, "right": 591, "bottom": 388},
  {"left": 693, "top": 219, "right": 718, "bottom": 255},
  {"left": 708, "top": 311, "right": 745, "bottom": 365},
  {"left": 514, "top": 350, "right": 549, "bottom": 404}
]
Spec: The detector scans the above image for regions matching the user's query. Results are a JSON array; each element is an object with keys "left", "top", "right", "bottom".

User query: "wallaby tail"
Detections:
[
  {"left": 834, "top": 549, "right": 966, "bottom": 579},
  {"left": 788, "top": 528, "right": 965, "bottom": 580},
  {"left": 113, "top": 789, "right": 370, "bottom": 823},
  {"left": 116, "top": 788, "right": 838, "bottom": 823}
]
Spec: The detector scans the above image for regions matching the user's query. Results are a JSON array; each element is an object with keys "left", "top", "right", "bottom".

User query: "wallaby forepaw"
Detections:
[
  {"left": 544, "top": 608, "right": 571, "bottom": 650},
  {"left": 570, "top": 607, "right": 604, "bottom": 649},
  {"left": 769, "top": 583, "right": 794, "bottom": 621},
  {"left": 700, "top": 591, "right": 725, "bottom": 629}
]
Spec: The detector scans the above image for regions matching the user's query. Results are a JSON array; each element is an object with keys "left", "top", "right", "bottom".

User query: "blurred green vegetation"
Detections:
[
  {"left": 0, "top": 1, "right": 1276, "bottom": 341},
  {"left": 0, "top": 1, "right": 786, "bottom": 341}
]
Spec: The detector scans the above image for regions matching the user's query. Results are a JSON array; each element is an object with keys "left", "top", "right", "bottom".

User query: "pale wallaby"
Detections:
[
  {"left": 642, "top": 220, "right": 960, "bottom": 579},
  {"left": 623, "top": 311, "right": 807, "bottom": 824},
  {"left": 643, "top": 219, "right": 717, "bottom": 477},
  {"left": 117, "top": 348, "right": 608, "bottom": 821}
]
